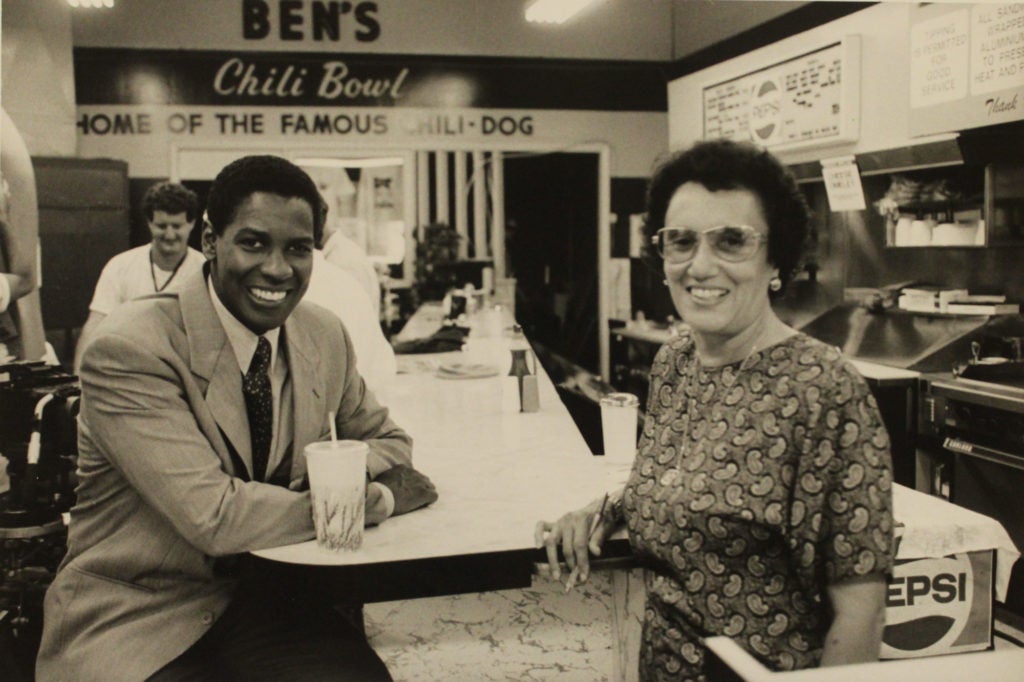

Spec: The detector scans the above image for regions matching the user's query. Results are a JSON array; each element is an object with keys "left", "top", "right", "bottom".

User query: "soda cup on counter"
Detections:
[
  {"left": 600, "top": 393, "right": 640, "bottom": 465},
  {"left": 304, "top": 440, "right": 367, "bottom": 551}
]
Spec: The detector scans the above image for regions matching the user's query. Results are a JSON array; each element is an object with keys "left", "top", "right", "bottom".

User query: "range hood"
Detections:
[{"left": 788, "top": 119, "right": 1024, "bottom": 183}]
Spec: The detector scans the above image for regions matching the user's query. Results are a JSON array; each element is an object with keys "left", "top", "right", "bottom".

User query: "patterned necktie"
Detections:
[{"left": 243, "top": 336, "right": 273, "bottom": 481}]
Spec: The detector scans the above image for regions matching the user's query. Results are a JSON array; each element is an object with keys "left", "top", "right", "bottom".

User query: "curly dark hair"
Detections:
[
  {"left": 205, "top": 155, "right": 325, "bottom": 245},
  {"left": 141, "top": 181, "right": 199, "bottom": 223},
  {"left": 643, "top": 139, "right": 811, "bottom": 298}
]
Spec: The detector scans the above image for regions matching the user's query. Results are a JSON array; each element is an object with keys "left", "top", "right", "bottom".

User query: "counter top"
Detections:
[
  {"left": 848, "top": 359, "right": 920, "bottom": 385},
  {"left": 612, "top": 322, "right": 921, "bottom": 384},
  {"left": 253, "top": 306, "right": 632, "bottom": 574},
  {"left": 705, "top": 636, "right": 1024, "bottom": 681},
  {"left": 611, "top": 322, "right": 677, "bottom": 346}
]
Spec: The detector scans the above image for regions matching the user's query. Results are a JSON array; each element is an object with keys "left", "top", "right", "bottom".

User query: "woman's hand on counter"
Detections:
[{"left": 534, "top": 492, "right": 619, "bottom": 588}]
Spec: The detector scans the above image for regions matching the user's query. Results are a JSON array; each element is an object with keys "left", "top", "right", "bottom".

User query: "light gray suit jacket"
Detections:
[{"left": 36, "top": 269, "right": 412, "bottom": 681}]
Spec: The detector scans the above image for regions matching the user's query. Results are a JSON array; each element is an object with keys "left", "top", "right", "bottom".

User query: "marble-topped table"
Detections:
[{"left": 251, "top": 304, "right": 634, "bottom": 602}]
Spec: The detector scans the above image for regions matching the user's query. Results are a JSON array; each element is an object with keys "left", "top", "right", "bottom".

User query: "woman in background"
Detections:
[{"left": 537, "top": 139, "right": 894, "bottom": 680}]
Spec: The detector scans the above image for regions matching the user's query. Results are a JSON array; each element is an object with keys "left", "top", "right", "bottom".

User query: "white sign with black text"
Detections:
[{"left": 821, "top": 155, "right": 866, "bottom": 212}]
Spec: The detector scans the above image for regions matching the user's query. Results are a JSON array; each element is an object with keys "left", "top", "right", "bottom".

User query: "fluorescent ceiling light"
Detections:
[
  {"left": 67, "top": 0, "right": 115, "bottom": 7},
  {"left": 525, "top": 0, "right": 600, "bottom": 25},
  {"left": 295, "top": 157, "right": 405, "bottom": 169}
]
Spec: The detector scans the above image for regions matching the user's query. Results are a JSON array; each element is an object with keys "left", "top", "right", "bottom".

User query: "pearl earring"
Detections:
[
  {"left": 769, "top": 277, "right": 782, "bottom": 292},
  {"left": 662, "top": 279, "right": 669, "bottom": 287}
]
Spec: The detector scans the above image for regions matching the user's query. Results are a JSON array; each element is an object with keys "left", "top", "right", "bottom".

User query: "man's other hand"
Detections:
[
  {"left": 373, "top": 465, "right": 438, "bottom": 515},
  {"left": 364, "top": 482, "right": 389, "bottom": 527}
]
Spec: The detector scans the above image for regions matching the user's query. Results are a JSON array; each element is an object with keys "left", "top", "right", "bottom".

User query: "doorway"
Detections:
[{"left": 504, "top": 152, "right": 600, "bottom": 373}]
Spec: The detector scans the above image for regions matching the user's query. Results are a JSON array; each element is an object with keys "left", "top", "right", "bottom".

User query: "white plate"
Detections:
[{"left": 435, "top": 362, "right": 500, "bottom": 379}]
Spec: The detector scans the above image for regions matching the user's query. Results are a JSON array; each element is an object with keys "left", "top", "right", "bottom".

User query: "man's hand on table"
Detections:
[
  {"left": 365, "top": 482, "right": 391, "bottom": 527},
  {"left": 372, "top": 465, "right": 438, "bottom": 516}
]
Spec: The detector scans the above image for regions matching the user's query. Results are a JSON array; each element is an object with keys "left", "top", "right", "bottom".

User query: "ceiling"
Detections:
[{"left": 670, "top": 0, "right": 811, "bottom": 61}]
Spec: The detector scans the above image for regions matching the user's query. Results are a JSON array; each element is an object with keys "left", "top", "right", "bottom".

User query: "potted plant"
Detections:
[{"left": 413, "top": 223, "right": 461, "bottom": 303}]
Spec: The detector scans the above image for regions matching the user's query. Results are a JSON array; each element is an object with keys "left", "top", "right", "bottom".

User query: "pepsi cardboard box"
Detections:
[{"left": 881, "top": 551, "right": 993, "bottom": 659}]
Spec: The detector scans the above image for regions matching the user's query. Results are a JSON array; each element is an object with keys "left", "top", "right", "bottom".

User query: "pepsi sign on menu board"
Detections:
[
  {"left": 749, "top": 78, "right": 782, "bottom": 145},
  {"left": 702, "top": 37, "right": 861, "bottom": 151}
]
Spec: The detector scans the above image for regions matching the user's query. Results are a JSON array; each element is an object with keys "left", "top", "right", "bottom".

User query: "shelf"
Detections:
[{"left": 896, "top": 197, "right": 982, "bottom": 216}]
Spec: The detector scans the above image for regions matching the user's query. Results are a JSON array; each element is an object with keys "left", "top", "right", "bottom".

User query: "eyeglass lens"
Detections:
[{"left": 658, "top": 226, "right": 763, "bottom": 262}]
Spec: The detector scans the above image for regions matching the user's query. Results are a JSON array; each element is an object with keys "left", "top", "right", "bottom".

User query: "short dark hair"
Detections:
[
  {"left": 142, "top": 181, "right": 199, "bottom": 222},
  {"left": 644, "top": 139, "right": 811, "bottom": 297},
  {"left": 205, "top": 155, "right": 325, "bottom": 245}
]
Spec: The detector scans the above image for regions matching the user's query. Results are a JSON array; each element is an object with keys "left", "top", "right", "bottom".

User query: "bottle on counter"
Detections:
[{"left": 508, "top": 325, "right": 539, "bottom": 413}]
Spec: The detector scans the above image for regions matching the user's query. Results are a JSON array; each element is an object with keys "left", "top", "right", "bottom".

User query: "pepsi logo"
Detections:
[
  {"left": 881, "top": 554, "right": 975, "bottom": 658},
  {"left": 748, "top": 78, "right": 781, "bottom": 144}
]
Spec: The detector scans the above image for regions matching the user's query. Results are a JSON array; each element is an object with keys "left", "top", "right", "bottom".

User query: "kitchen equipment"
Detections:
[{"left": 918, "top": 319, "right": 1024, "bottom": 624}]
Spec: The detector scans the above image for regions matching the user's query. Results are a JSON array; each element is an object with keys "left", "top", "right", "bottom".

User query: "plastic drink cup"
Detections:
[
  {"left": 600, "top": 393, "right": 640, "bottom": 464},
  {"left": 304, "top": 440, "right": 367, "bottom": 551}
]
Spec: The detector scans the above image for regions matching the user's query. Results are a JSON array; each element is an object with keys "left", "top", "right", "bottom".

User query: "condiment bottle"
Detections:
[{"left": 508, "top": 325, "right": 539, "bottom": 412}]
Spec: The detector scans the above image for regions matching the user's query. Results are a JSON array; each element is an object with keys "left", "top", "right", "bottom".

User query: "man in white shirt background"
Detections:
[
  {"left": 321, "top": 222, "right": 382, "bottom": 318},
  {"left": 304, "top": 249, "right": 397, "bottom": 395},
  {"left": 74, "top": 181, "right": 205, "bottom": 371},
  {"left": 305, "top": 164, "right": 384, "bottom": 319}
]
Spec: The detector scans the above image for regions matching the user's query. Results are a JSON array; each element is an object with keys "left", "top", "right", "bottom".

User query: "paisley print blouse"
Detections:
[{"left": 622, "top": 329, "right": 894, "bottom": 681}]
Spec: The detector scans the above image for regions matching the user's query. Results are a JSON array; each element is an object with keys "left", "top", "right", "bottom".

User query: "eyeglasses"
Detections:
[{"left": 651, "top": 225, "right": 768, "bottom": 264}]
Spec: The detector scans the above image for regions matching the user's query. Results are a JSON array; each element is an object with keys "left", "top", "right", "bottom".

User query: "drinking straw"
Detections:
[{"left": 329, "top": 411, "right": 338, "bottom": 442}]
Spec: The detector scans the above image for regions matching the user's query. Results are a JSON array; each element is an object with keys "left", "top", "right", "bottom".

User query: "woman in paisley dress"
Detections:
[{"left": 536, "top": 139, "right": 894, "bottom": 680}]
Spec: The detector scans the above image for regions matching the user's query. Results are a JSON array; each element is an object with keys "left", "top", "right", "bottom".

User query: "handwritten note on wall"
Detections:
[{"left": 821, "top": 156, "right": 866, "bottom": 212}]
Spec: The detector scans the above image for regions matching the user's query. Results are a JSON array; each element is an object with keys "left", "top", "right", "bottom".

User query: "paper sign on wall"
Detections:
[{"left": 821, "top": 155, "right": 866, "bottom": 212}]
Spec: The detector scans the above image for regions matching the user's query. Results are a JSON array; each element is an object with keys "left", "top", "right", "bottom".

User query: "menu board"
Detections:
[{"left": 702, "top": 38, "right": 860, "bottom": 150}]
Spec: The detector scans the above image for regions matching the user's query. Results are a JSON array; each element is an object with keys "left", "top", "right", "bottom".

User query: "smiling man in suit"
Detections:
[{"left": 37, "top": 155, "right": 434, "bottom": 681}]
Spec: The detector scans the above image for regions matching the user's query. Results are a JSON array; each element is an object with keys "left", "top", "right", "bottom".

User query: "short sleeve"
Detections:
[
  {"left": 790, "top": 358, "right": 895, "bottom": 585},
  {"left": 88, "top": 257, "right": 124, "bottom": 315}
]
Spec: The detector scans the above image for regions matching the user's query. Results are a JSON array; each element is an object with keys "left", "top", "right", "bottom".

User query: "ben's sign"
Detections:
[
  {"left": 882, "top": 552, "right": 993, "bottom": 659},
  {"left": 242, "top": 0, "right": 382, "bottom": 43}
]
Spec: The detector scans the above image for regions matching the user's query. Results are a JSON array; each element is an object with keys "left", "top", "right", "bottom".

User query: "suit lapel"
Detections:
[
  {"left": 179, "top": 270, "right": 254, "bottom": 479},
  {"left": 284, "top": 309, "right": 325, "bottom": 485}
]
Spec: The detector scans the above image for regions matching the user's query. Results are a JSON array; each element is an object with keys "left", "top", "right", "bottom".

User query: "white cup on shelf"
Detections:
[
  {"left": 909, "top": 218, "right": 935, "bottom": 246},
  {"left": 893, "top": 217, "right": 914, "bottom": 246}
]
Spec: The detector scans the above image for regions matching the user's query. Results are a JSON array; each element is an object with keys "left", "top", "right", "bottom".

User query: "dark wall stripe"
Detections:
[
  {"left": 667, "top": 2, "right": 875, "bottom": 80},
  {"left": 74, "top": 47, "right": 668, "bottom": 111}
]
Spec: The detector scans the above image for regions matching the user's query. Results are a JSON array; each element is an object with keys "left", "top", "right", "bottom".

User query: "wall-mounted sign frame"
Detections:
[{"left": 702, "top": 36, "right": 861, "bottom": 151}]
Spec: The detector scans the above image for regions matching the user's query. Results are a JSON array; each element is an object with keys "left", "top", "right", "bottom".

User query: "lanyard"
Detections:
[{"left": 150, "top": 249, "right": 186, "bottom": 292}]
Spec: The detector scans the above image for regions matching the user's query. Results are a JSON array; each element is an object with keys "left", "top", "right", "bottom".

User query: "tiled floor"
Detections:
[{"left": 365, "top": 574, "right": 622, "bottom": 682}]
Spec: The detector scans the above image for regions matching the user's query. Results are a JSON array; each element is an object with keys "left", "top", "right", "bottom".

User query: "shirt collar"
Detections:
[{"left": 207, "top": 276, "right": 281, "bottom": 375}]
